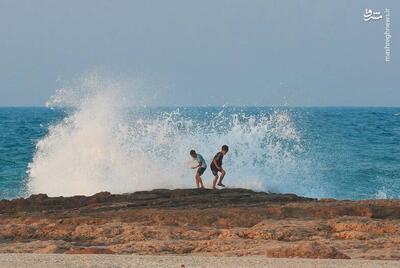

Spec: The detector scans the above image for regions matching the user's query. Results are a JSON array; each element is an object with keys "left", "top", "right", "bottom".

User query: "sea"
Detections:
[{"left": 0, "top": 79, "right": 399, "bottom": 200}]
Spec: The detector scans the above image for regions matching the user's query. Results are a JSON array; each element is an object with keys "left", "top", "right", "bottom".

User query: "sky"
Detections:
[{"left": 0, "top": 0, "right": 398, "bottom": 107}]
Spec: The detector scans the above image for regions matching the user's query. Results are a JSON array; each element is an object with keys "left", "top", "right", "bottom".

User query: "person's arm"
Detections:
[
  {"left": 192, "top": 158, "right": 201, "bottom": 169},
  {"left": 213, "top": 158, "right": 221, "bottom": 170},
  {"left": 192, "top": 163, "right": 201, "bottom": 169}
]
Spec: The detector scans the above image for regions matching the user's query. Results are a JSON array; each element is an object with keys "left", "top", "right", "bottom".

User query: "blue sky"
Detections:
[{"left": 0, "top": 0, "right": 398, "bottom": 106}]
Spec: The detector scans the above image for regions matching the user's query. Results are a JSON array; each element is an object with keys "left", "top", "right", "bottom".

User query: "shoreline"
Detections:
[{"left": 1, "top": 188, "right": 400, "bottom": 260}]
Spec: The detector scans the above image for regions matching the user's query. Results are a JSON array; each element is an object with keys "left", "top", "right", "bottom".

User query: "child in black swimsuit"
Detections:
[{"left": 210, "top": 145, "right": 229, "bottom": 189}]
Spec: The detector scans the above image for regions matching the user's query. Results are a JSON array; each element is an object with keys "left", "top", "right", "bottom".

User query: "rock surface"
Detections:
[{"left": 1, "top": 188, "right": 400, "bottom": 259}]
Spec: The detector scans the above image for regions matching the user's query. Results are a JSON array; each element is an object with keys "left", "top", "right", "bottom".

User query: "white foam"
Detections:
[{"left": 28, "top": 73, "right": 321, "bottom": 197}]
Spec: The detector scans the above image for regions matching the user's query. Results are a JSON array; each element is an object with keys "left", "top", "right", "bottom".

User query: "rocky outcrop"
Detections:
[
  {"left": 66, "top": 247, "right": 115, "bottom": 254},
  {"left": 0, "top": 188, "right": 313, "bottom": 214},
  {"left": 266, "top": 242, "right": 350, "bottom": 259},
  {"left": 1, "top": 188, "right": 400, "bottom": 259}
]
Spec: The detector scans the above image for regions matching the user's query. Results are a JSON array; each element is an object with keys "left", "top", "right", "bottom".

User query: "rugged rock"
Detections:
[
  {"left": 1, "top": 188, "right": 400, "bottom": 259},
  {"left": 266, "top": 241, "right": 350, "bottom": 259},
  {"left": 66, "top": 247, "right": 115, "bottom": 254},
  {"left": 0, "top": 188, "right": 313, "bottom": 214}
]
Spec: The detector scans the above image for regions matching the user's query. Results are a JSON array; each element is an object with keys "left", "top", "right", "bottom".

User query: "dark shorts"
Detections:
[
  {"left": 211, "top": 167, "right": 220, "bottom": 176},
  {"left": 197, "top": 167, "right": 206, "bottom": 176}
]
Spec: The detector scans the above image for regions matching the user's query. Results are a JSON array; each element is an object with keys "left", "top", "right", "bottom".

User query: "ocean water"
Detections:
[{"left": 0, "top": 105, "right": 399, "bottom": 200}]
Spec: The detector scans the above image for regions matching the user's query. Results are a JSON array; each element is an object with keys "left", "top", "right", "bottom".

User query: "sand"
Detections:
[{"left": 1, "top": 254, "right": 399, "bottom": 268}]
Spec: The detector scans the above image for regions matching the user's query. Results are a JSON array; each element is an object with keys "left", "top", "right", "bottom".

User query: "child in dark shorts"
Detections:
[
  {"left": 210, "top": 145, "right": 229, "bottom": 189},
  {"left": 190, "top": 150, "right": 206, "bottom": 189}
]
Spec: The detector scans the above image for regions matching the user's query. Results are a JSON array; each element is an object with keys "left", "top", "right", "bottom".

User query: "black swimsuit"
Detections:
[{"left": 210, "top": 152, "right": 223, "bottom": 175}]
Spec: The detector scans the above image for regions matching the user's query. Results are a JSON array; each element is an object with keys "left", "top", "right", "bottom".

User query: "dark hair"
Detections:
[
  {"left": 222, "top": 145, "right": 229, "bottom": 152},
  {"left": 190, "top": 150, "right": 197, "bottom": 156}
]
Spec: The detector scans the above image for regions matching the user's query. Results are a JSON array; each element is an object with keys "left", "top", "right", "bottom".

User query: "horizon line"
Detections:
[{"left": 0, "top": 105, "right": 399, "bottom": 109}]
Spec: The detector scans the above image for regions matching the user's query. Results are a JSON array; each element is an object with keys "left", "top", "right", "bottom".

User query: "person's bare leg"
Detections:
[
  {"left": 195, "top": 174, "right": 200, "bottom": 188},
  {"left": 212, "top": 175, "right": 219, "bottom": 189},
  {"left": 199, "top": 177, "right": 204, "bottom": 188},
  {"left": 218, "top": 170, "right": 226, "bottom": 186}
]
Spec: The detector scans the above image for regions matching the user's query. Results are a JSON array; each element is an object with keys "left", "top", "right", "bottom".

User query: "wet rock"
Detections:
[
  {"left": 67, "top": 247, "right": 115, "bottom": 254},
  {"left": 0, "top": 188, "right": 314, "bottom": 214},
  {"left": 28, "top": 194, "right": 48, "bottom": 201}
]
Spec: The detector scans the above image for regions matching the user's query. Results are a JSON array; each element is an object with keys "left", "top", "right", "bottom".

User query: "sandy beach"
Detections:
[{"left": 1, "top": 254, "right": 400, "bottom": 268}]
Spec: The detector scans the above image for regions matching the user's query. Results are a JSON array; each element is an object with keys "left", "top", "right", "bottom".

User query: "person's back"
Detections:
[
  {"left": 190, "top": 150, "right": 206, "bottom": 189},
  {"left": 196, "top": 154, "right": 207, "bottom": 169}
]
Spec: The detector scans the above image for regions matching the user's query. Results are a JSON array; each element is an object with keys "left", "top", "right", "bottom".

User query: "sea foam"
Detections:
[{"left": 28, "top": 73, "right": 320, "bottom": 197}]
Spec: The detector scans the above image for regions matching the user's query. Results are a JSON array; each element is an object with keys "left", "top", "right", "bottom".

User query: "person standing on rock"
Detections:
[
  {"left": 211, "top": 145, "right": 229, "bottom": 189},
  {"left": 190, "top": 150, "right": 206, "bottom": 189}
]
